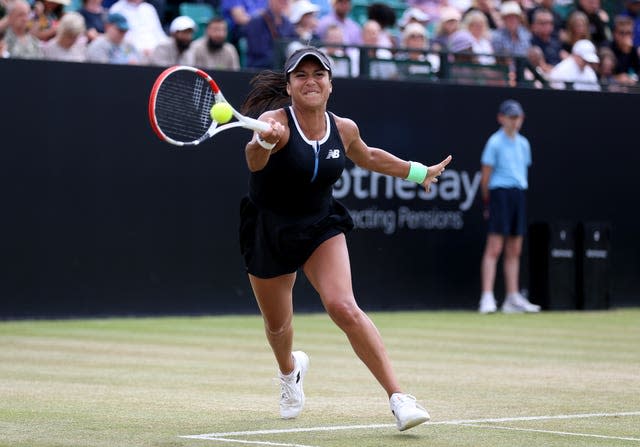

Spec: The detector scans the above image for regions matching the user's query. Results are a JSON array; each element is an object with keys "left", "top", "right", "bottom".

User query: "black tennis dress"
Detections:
[{"left": 239, "top": 106, "right": 354, "bottom": 278}]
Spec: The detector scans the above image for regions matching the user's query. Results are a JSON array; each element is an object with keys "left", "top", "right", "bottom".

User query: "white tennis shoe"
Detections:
[
  {"left": 478, "top": 292, "right": 498, "bottom": 314},
  {"left": 279, "top": 351, "right": 309, "bottom": 419},
  {"left": 502, "top": 293, "right": 541, "bottom": 313},
  {"left": 389, "top": 393, "right": 430, "bottom": 431}
]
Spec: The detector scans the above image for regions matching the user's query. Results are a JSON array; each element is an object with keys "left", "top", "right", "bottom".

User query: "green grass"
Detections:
[{"left": 1, "top": 309, "right": 639, "bottom": 447}]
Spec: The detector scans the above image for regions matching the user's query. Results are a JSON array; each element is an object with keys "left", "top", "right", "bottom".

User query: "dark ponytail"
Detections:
[{"left": 241, "top": 70, "right": 291, "bottom": 118}]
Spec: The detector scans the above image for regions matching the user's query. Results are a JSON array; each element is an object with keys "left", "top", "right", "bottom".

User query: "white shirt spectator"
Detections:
[
  {"left": 109, "top": 0, "right": 168, "bottom": 56},
  {"left": 549, "top": 39, "right": 601, "bottom": 91},
  {"left": 549, "top": 57, "right": 601, "bottom": 91}
]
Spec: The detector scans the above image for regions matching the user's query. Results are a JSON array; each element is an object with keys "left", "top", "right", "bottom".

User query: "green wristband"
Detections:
[{"left": 406, "top": 161, "right": 428, "bottom": 183}]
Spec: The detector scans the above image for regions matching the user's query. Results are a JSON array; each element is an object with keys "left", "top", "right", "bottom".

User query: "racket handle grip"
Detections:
[
  {"left": 236, "top": 114, "right": 272, "bottom": 134},
  {"left": 247, "top": 118, "right": 271, "bottom": 133}
]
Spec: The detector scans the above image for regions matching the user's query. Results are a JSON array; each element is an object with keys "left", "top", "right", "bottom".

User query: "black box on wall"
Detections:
[
  {"left": 576, "top": 222, "right": 611, "bottom": 310},
  {"left": 529, "top": 221, "right": 577, "bottom": 310}
]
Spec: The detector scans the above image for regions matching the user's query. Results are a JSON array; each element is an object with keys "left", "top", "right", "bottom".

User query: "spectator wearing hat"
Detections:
[
  {"left": 448, "top": 29, "right": 511, "bottom": 85},
  {"left": 609, "top": 15, "right": 640, "bottom": 85},
  {"left": 109, "top": 0, "right": 167, "bottom": 57},
  {"left": 4, "top": 0, "right": 43, "bottom": 59},
  {"left": 150, "top": 15, "right": 196, "bottom": 66},
  {"left": 29, "top": 0, "right": 67, "bottom": 42},
  {"left": 290, "top": 0, "right": 320, "bottom": 43},
  {"left": 621, "top": 0, "right": 640, "bottom": 47},
  {"left": 78, "top": 0, "right": 107, "bottom": 42},
  {"left": 548, "top": 39, "right": 601, "bottom": 90},
  {"left": 479, "top": 99, "right": 540, "bottom": 315},
  {"left": 462, "top": 9, "right": 495, "bottom": 65},
  {"left": 309, "top": 0, "right": 331, "bottom": 18},
  {"left": 491, "top": 1, "right": 531, "bottom": 59},
  {"left": 42, "top": 10, "right": 87, "bottom": 61},
  {"left": 398, "top": 7, "right": 430, "bottom": 32},
  {"left": 406, "top": 0, "right": 446, "bottom": 24},
  {"left": 395, "top": 21, "right": 439, "bottom": 77},
  {"left": 432, "top": 6, "right": 461, "bottom": 52},
  {"left": 86, "top": 12, "right": 142, "bottom": 64},
  {"left": 448, "top": 28, "right": 474, "bottom": 57},
  {"left": 316, "top": 0, "right": 361, "bottom": 46},
  {"left": 186, "top": 17, "right": 240, "bottom": 70}
]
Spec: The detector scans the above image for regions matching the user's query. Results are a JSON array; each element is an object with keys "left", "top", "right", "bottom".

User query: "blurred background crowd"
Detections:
[{"left": 1, "top": 0, "right": 638, "bottom": 91}]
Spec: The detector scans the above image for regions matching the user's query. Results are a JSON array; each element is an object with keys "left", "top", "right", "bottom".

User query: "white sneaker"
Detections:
[
  {"left": 502, "top": 293, "right": 541, "bottom": 314},
  {"left": 478, "top": 292, "right": 497, "bottom": 314},
  {"left": 279, "top": 351, "right": 309, "bottom": 419},
  {"left": 389, "top": 393, "right": 430, "bottom": 431}
]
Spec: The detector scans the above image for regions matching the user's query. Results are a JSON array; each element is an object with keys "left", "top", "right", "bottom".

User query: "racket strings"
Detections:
[{"left": 154, "top": 71, "right": 216, "bottom": 143}]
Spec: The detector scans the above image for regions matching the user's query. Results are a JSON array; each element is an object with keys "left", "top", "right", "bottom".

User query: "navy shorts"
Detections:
[
  {"left": 487, "top": 188, "right": 527, "bottom": 236},
  {"left": 239, "top": 196, "right": 354, "bottom": 279}
]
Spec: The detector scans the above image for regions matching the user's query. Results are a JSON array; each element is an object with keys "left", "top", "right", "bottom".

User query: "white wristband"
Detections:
[{"left": 256, "top": 135, "right": 276, "bottom": 150}]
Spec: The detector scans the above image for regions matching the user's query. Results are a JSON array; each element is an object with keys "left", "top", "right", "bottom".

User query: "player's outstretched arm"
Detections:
[
  {"left": 421, "top": 155, "right": 453, "bottom": 192},
  {"left": 337, "top": 115, "right": 452, "bottom": 189}
]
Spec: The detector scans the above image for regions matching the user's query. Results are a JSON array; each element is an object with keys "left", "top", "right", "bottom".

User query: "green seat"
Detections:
[
  {"left": 179, "top": 3, "right": 216, "bottom": 39},
  {"left": 64, "top": 0, "right": 82, "bottom": 12}
]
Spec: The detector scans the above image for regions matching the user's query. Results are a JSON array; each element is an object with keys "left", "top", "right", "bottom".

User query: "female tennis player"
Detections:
[{"left": 239, "top": 46, "right": 452, "bottom": 431}]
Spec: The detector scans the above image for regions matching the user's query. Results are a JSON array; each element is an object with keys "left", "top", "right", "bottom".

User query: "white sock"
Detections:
[
  {"left": 481, "top": 291, "right": 495, "bottom": 301},
  {"left": 279, "top": 357, "right": 298, "bottom": 378}
]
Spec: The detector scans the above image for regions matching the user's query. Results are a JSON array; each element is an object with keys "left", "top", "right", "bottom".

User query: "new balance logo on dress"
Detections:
[{"left": 326, "top": 149, "right": 340, "bottom": 159}]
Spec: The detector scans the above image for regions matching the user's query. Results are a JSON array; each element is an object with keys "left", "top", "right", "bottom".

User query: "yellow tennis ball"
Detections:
[{"left": 210, "top": 102, "right": 233, "bottom": 124}]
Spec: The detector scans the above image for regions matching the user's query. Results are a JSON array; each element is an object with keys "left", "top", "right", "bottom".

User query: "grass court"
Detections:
[{"left": 1, "top": 309, "right": 639, "bottom": 447}]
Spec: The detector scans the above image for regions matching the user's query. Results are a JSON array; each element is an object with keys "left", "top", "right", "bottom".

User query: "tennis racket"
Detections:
[{"left": 148, "top": 65, "right": 270, "bottom": 147}]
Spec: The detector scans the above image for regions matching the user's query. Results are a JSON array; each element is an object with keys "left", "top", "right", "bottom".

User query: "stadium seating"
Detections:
[{"left": 179, "top": 2, "right": 216, "bottom": 39}]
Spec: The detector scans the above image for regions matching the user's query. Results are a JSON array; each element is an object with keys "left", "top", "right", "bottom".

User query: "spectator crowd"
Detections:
[{"left": 0, "top": 0, "right": 638, "bottom": 91}]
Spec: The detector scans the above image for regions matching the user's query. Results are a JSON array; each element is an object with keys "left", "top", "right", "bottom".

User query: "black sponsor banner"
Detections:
[{"left": 0, "top": 59, "right": 638, "bottom": 317}]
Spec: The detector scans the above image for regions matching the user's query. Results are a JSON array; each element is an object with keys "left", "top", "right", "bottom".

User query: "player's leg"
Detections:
[
  {"left": 303, "top": 234, "right": 429, "bottom": 430},
  {"left": 249, "top": 272, "right": 310, "bottom": 418},
  {"left": 248, "top": 273, "right": 297, "bottom": 375},
  {"left": 303, "top": 234, "right": 401, "bottom": 396}
]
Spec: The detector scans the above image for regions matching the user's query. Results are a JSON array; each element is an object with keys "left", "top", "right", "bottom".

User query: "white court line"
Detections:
[
  {"left": 182, "top": 423, "right": 393, "bottom": 438},
  {"left": 183, "top": 411, "right": 640, "bottom": 438},
  {"left": 185, "top": 437, "right": 318, "bottom": 447},
  {"left": 180, "top": 411, "right": 640, "bottom": 446},
  {"left": 458, "top": 423, "right": 640, "bottom": 443},
  {"left": 438, "top": 411, "right": 640, "bottom": 425}
]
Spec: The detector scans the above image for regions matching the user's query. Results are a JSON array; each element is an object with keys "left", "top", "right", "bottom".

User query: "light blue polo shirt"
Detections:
[{"left": 481, "top": 128, "right": 531, "bottom": 190}]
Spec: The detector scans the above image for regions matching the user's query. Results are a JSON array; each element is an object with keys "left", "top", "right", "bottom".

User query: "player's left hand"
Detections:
[{"left": 422, "top": 155, "right": 452, "bottom": 193}]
